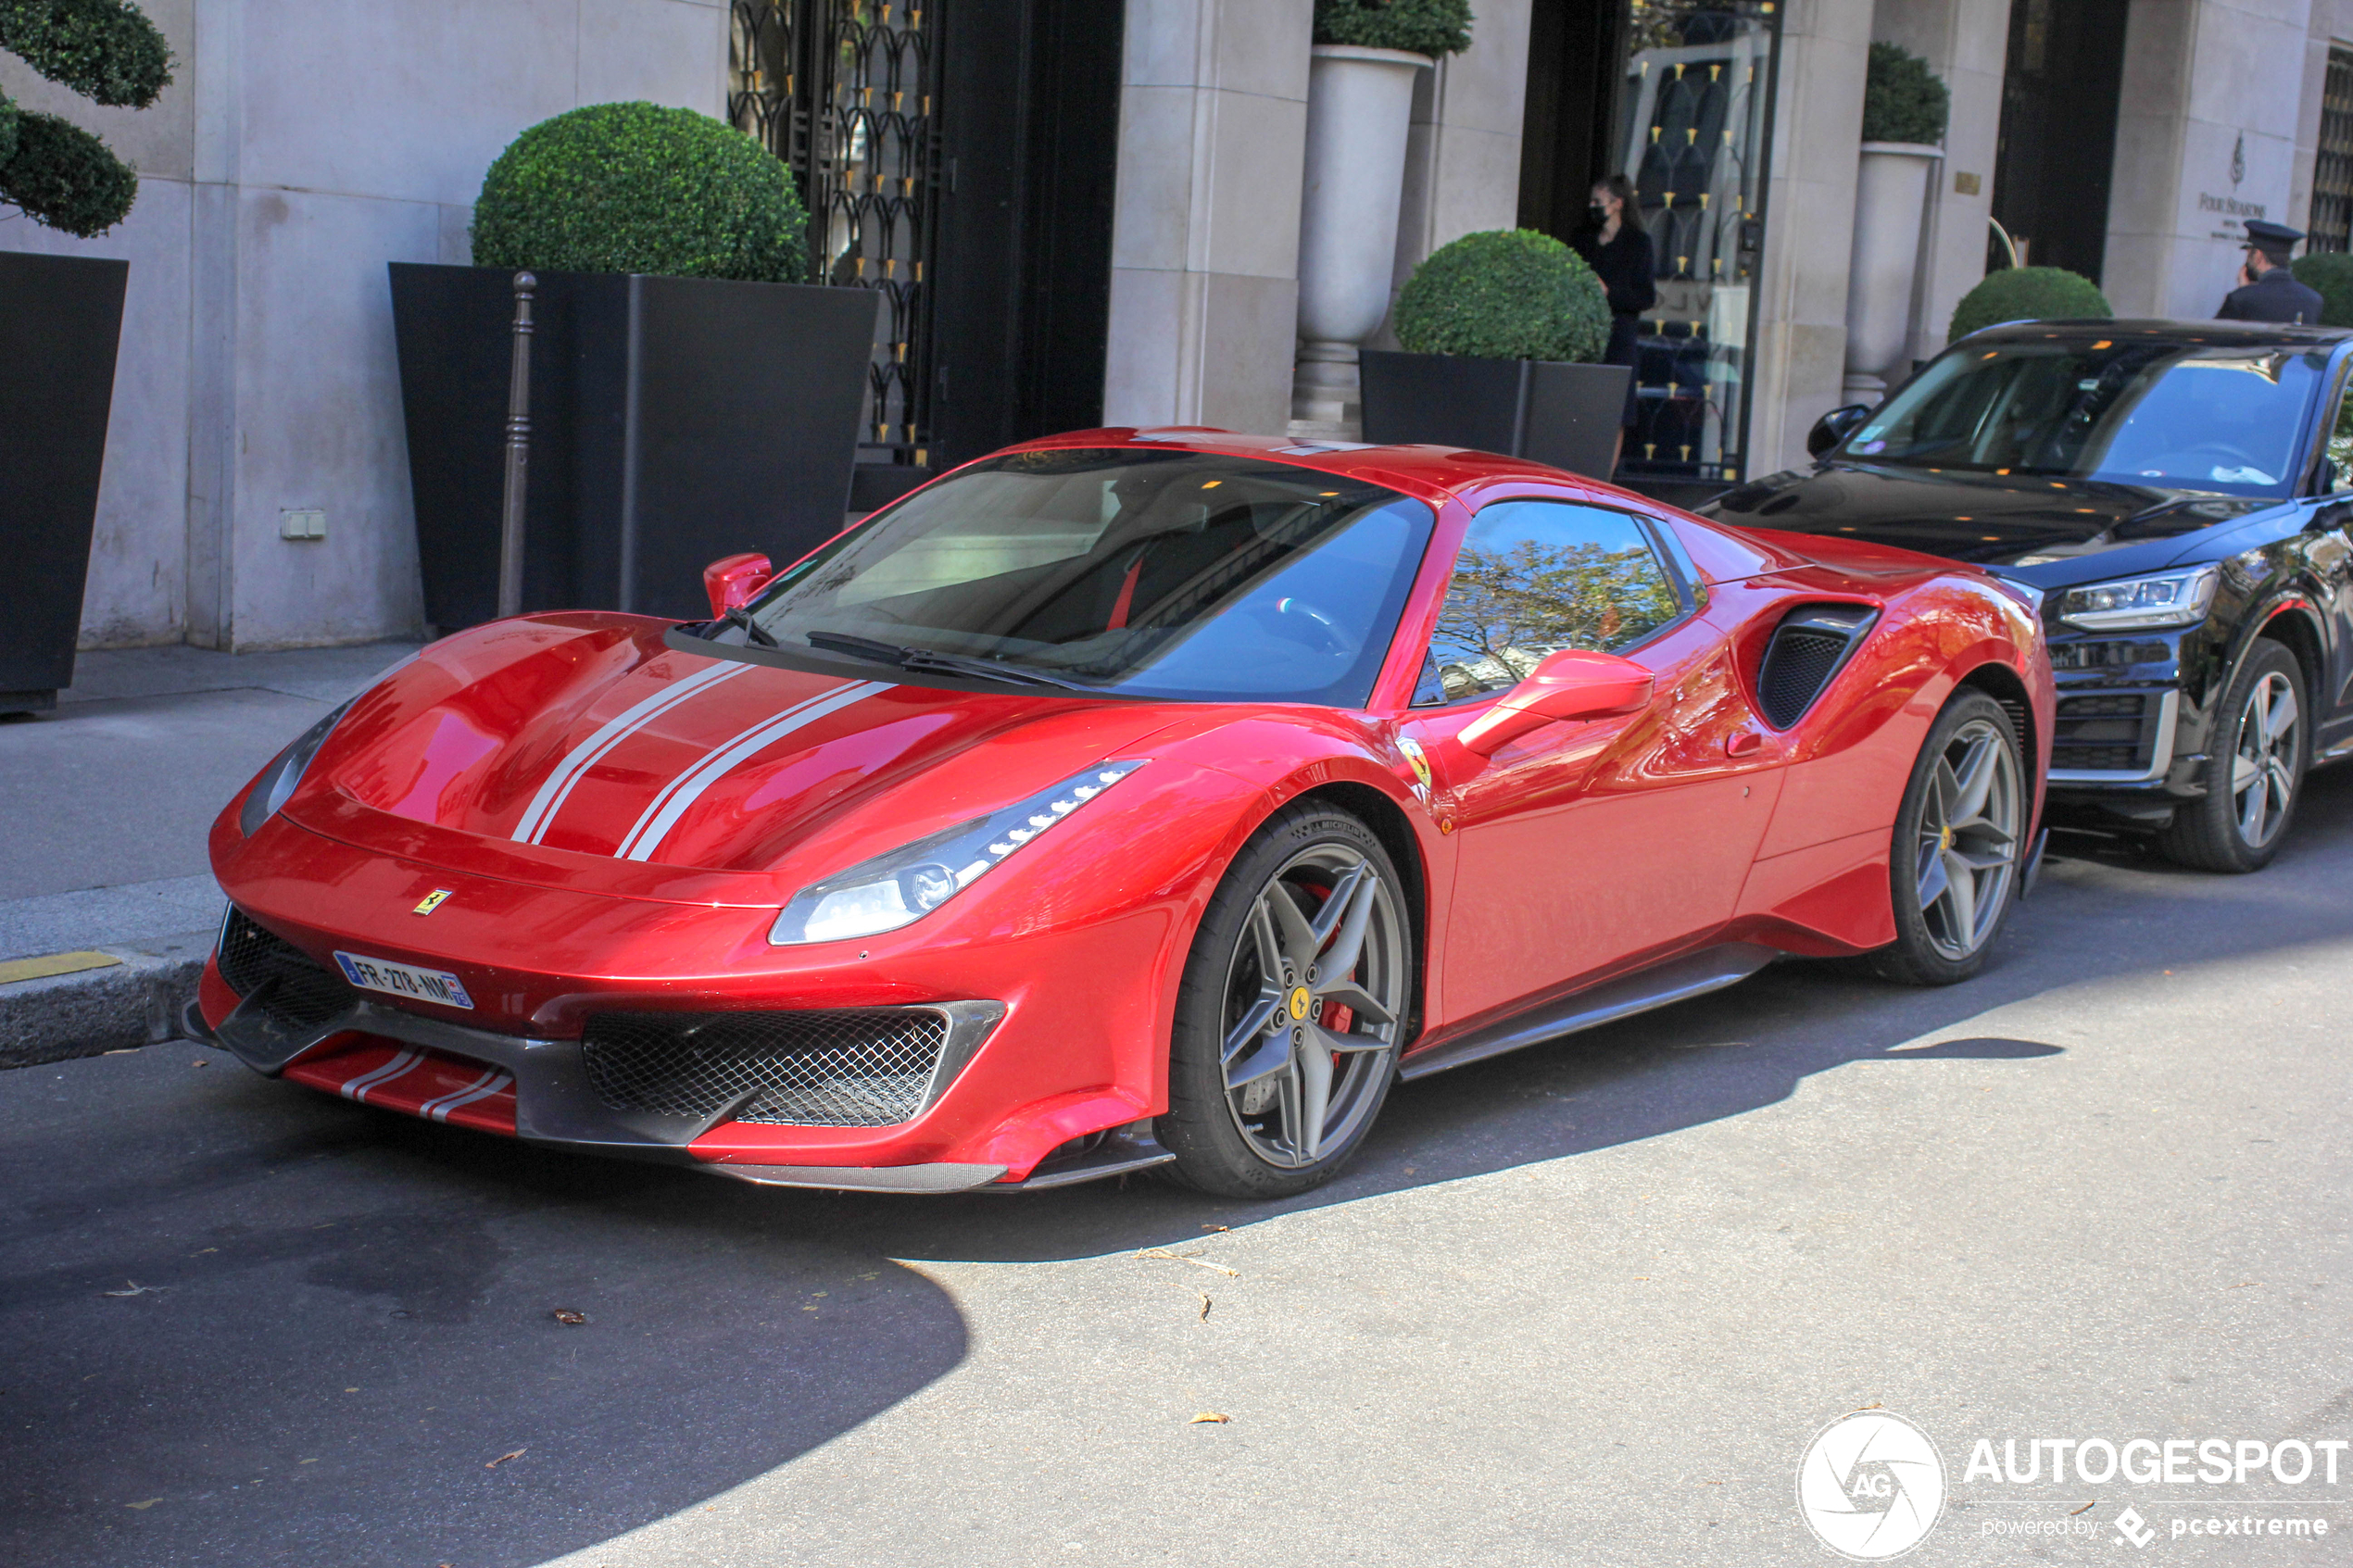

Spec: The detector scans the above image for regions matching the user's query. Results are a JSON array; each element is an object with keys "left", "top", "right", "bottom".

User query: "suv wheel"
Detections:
[{"left": 2157, "top": 638, "right": 2307, "bottom": 872}]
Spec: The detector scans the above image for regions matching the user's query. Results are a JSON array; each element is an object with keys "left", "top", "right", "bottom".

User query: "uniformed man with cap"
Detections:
[{"left": 2217, "top": 220, "right": 2325, "bottom": 322}]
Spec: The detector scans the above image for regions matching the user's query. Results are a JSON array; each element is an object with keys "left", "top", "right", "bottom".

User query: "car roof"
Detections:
[
  {"left": 1000, "top": 426, "right": 1613, "bottom": 508},
  {"left": 1957, "top": 318, "right": 2353, "bottom": 350}
]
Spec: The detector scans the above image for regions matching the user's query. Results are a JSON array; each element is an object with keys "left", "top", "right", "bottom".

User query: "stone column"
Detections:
[
  {"left": 2102, "top": 0, "right": 2317, "bottom": 321},
  {"left": 1102, "top": 0, "right": 1315, "bottom": 436},
  {"left": 1748, "top": 0, "right": 1874, "bottom": 475},
  {"left": 1387, "top": 0, "right": 1533, "bottom": 321}
]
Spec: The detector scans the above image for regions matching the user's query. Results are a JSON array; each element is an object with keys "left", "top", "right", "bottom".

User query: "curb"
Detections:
[{"left": 0, "top": 929, "right": 213, "bottom": 1070}]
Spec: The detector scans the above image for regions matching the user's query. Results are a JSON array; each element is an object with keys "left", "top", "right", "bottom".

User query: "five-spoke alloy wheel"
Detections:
[
  {"left": 2159, "top": 638, "right": 2307, "bottom": 873},
  {"left": 1160, "top": 804, "right": 1409, "bottom": 1197},
  {"left": 1875, "top": 690, "right": 2027, "bottom": 985}
]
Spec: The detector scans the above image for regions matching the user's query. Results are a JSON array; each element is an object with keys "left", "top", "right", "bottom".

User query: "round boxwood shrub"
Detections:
[
  {"left": 471, "top": 103, "right": 811, "bottom": 282},
  {"left": 1314, "top": 0, "right": 1473, "bottom": 57},
  {"left": 1394, "top": 229, "right": 1613, "bottom": 364},
  {"left": 2291, "top": 250, "right": 2353, "bottom": 327},
  {"left": 1949, "top": 265, "right": 2111, "bottom": 341},
  {"left": 1861, "top": 41, "right": 1948, "bottom": 145},
  {"left": 0, "top": 0, "right": 174, "bottom": 237}
]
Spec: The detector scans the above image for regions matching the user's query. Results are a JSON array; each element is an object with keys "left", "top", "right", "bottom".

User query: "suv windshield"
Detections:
[
  {"left": 724, "top": 447, "right": 1434, "bottom": 706},
  {"left": 1841, "top": 339, "right": 2330, "bottom": 496}
]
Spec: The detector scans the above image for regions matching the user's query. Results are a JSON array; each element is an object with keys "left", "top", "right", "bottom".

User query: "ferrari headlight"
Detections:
[
  {"left": 237, "top": 698, "right": 354, "bottom": 835},
  {"left": 2056, "top": 564, "right": 2219, "bottom": 631},
  {"left": 770, "top": 760, "right": 1148, "bottom": 946}
]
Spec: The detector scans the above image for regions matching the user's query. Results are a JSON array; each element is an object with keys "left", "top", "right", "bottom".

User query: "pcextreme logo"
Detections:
[{"left": 1797, "top": 1411, "right": 1947, "bottom": 1560}]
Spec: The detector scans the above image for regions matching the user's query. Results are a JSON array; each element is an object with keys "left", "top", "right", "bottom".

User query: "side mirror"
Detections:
[
  {"left": 1807, "top": 403, "right": 1871, "bottom": 458},
  {"left": 1456, "top": 648, "right": 1655, "bottom": 757},
  {"left": 703, "top": 552, "right": 774, "bottom": 619}
]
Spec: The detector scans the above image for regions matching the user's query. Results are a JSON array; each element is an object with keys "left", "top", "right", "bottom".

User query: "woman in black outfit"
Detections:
[{"left": 1569, "top": 173, "right": 1655, "bottom": 470}]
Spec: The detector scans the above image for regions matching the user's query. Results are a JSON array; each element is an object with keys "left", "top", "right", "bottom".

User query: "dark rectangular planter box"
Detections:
[
  {"left": 0, "top": 252, "right": 127, "bottom": 714},
  {"left": 390, "top": 264, "right": 880, "bottom": 629},
  {"left": 1360, "top": 350, "right": 1630, "bottom": 483}
]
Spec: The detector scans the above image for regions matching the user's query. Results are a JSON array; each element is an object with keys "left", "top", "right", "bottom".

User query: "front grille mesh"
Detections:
[
  {"left": 217, "top": 909, "right": 358, "bottom": 1030},
  {"left": 582, "top": 1009, "right": 950, "bottom": 1128},
  {"left": 2053, "top": 692, "right": 2157, "bottom": 772},
  {"left": 1757, "top": 628, "right": 1852, "bottom": 728}
]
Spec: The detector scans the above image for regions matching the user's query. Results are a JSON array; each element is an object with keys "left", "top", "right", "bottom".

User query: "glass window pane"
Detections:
[{"left": 1421, "top": 502, "right": 1682, "bottom": 704}]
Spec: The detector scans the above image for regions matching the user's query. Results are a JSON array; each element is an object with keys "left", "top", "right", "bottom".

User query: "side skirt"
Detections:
[{"left": 1397, "top": 943, "right": 1780, "bottom": 1083}]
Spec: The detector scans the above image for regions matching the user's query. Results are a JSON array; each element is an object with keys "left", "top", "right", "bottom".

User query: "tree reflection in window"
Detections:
[{"left": 1421, "top": 510, "right": 1680, "bottom": 702}]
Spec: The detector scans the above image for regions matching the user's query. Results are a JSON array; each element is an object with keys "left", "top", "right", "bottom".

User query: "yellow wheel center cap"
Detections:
[
  {"left": 1289, "top": 986, "right": 1312, "bottom": 1021},
  {"left": 1939, "top": 824, "right": 1954, "bottom": 852}
]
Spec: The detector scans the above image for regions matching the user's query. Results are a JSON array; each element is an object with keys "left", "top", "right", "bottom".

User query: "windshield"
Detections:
[
  {"left": 726, "top": 448, "right": 1435, "bottom": 705},
  {"left": 1840, "top": 340, "right": 2329, "bottom": 496}
]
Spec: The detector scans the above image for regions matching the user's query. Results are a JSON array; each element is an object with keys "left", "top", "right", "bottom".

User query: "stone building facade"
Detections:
[{"left": 6, "top": 0, "right": 2350, "bottom": 653}]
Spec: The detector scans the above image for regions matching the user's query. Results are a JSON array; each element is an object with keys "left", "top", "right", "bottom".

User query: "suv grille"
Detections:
[
  {"left": 217, "top": 909, "right": 358, "bottom": 1030},
  {"left": 582, "top": 1009, "right": 952, "bottom": 1128},
  {"left": 2053, "top": 692, "right": 2160, "bottom": 773}
]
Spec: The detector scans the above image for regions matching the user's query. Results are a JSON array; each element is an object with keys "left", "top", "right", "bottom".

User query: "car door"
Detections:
[
  {"left": 1400, "top": 498, "right": 1786, "bottom": 1027},
  {"left": 2295, "top": 363, "right": 2353, "bottom": 741}
]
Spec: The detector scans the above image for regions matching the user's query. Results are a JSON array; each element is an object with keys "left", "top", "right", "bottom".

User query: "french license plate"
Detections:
[{"left": 333, "top": 951, "right": 475, "bottom": 1010}]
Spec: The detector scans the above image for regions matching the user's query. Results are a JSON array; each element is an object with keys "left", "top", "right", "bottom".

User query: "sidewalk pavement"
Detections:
[{"left": 0, "top": 640, "right": 422, "bottom": 1067}]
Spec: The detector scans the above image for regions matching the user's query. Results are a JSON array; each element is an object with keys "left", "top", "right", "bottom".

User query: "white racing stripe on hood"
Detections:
[
  {"left": 511, "top": 659, "right": 747, "bottom": 845},
  {"left": 615, "top": 680, "right": 894, "bottom": 863}
]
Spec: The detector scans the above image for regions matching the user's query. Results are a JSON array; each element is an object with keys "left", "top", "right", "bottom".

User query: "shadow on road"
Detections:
[{"left": 6, "top": 759, "right": 2351, "bottom": 1567}]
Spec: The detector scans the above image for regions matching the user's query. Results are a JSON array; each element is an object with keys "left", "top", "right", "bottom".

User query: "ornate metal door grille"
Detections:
[
  {"left": 2312, "top": 46, "right": 2353, "bottom": 254},
  {"left": 730, "top": 0, "right": 942, "bottom": 469},
  {"left": 1615, "top": 0, "right": 1781, "bottom": 486}
]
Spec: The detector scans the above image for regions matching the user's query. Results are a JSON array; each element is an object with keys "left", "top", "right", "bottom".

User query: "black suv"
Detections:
[{"left": 1703, "top": 320, "right": 2353, "bottom": 872}]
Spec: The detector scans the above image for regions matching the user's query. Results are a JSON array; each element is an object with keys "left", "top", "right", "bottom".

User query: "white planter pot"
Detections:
[
  {"left": 1291, "top": 44, "right": 1432, "bottom": 433},
  {"left": 1843, "top": 141, "right": 1943, "bottom": 397}
]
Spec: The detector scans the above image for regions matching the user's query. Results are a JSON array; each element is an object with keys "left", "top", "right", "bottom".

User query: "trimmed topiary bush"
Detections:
[
  {"left": 1949, "top": 265, "right": 2112, "bottom": 341},
  {"left": 1861, "top": 40, "right": 1948, "bottom": 145},
  {"left": 1313, "top": 0, "right": 1474, "bottom": 58},
  {"left": 2290, "top": 251, "right": 2353, "bottom": 327},
  {"left": 0, "top": 0, "right": 173, "bottom": 237},
  {"left": 471, "top": 103, "right": 812, "bottom": 282},
  {"left": 1393, "top": 229, "right": 1612, "bottom": 363}
]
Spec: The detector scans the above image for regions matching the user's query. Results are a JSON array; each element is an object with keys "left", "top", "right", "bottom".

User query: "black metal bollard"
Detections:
[{"left": 497, "top": 270, "right": 536, "bottom": 621}]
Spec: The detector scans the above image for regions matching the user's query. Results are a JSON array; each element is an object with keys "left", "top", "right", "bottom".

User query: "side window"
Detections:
[{"left": 1414, "top": 501, "right": 1684, "bottom": 706}]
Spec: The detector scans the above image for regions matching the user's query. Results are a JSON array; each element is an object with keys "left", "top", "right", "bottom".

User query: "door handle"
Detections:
[{"left": 1725, "top": 730, "right": 1764, "bottom": 758}]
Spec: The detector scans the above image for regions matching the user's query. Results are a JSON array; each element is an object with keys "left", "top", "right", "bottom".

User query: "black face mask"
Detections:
[{"left": 1589, "top": 204, "right": 1610, "bottom": 227}]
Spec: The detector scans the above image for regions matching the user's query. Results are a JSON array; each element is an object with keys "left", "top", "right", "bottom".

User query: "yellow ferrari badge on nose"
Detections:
[{"left": 413, "top": 889, "right": 453, "bottom": 916}]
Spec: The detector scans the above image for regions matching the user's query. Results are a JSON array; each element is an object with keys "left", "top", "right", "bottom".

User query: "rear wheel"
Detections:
[
  {"left": 1872, "top": 689, "right": 2027, "bottom": 986},
  {"left": 2157, "top": 638, "right": 2306, "bottom": 873},
  {"left": 1158, "top": 803, "right": 1410, "bottom": 1198}
]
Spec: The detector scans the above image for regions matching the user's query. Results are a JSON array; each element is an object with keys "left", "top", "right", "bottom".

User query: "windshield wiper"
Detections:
[
  {"left": 717, "top": 605, "right": 778, "bottom": 647},
  {"left": 803, "top": 630, "right": 1101, "bottom": 692}
]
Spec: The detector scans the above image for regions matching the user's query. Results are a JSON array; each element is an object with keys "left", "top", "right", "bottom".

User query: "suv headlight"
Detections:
[
  {"left": 770, "top": 760, "right": 1148, "bottom": 946},
  {"left": 2055, "top": 564, "right": 2220, "bottom": 631},
  {"left": 237, "top": 699, "right": 354, "bottom": 835}
]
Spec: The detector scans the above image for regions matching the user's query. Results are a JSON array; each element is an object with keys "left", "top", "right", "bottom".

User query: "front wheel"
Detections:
[
  {"left": 1872, "top": 689, "right": 2028, "bottom": 986},
  {"left": 1157, "top": 803, "right": 1412, "bottom": 1198},
  {"left": 2156, "top": 638, "right": 2307, "bottom": 872}
]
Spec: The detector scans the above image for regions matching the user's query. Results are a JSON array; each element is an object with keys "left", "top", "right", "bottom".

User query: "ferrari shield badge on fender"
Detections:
[
  {"left": 1398, "top": 737, "right": 1434, "bottom": 808},
  {"left": 412, "top": 889, "right": 453, "bottom": 916}
]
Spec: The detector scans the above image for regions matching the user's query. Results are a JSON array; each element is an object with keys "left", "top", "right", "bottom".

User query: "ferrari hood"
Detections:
[
  {"left": 1702, "top": 463, "right": 2275, "bottom": 579},
  {"left": 293, "top": 615, "right": 1187, "bottom": 881}
]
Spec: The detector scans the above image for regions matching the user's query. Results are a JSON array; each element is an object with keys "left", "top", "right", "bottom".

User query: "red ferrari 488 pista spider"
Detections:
[{"left": 193, "top": 430, "right": 2052, "bottom": 1198}]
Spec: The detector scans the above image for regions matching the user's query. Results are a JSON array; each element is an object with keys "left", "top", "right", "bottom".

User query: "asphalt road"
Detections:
[{"left": 5, "top": 773, "right": 2351, "bottom": 1567}]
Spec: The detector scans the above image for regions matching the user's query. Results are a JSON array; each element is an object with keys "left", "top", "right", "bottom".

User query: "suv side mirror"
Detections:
[
  {"left": 1457, "top": 648, "right": 1655, "bottom": 757},
  {"left": 1807, "top": 403, "right": 1871, "bottom": 458},
  {"left": 703, "top": 552, "right": 774, "bottom": 619}
]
